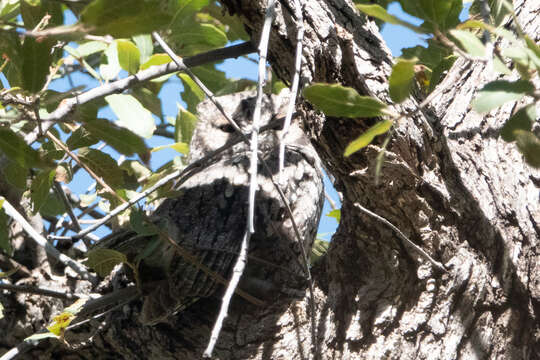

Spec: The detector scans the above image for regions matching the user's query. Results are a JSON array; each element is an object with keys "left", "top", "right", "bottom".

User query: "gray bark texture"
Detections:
[{"left": 0, "top": 0, "right": 538, "bottom": 359}]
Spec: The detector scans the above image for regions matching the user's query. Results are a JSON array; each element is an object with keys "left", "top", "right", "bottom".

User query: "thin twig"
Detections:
[
  {"left": 353, "top": 203, "right": 447, "bottom": 272},
  {"left": 0, "top": 199, "right": 98, "bottom": 284},
  {"left": 479, "top": 0, "right": 494, "bottom": 72},
  {"left": 152, "top": 32, "right": 246, "bottom": 136},
  {"left": 325, "top": 191, "right": 337, "bottom": 211},
  {"left": 53, "top": 181, "right": 82, "bottom": 232},
  {"left": 279, "top": 0, "right": 304, "bottom": 183},
  {"left": 204, "top": 2, "right": 276, "bottom": 357},
  {"left": 24, "top": 42, "right": 256, "bottom": 145},
  {"left": 46, "top": 131, "right": 125, "bottom": 203},
  {"left": 0, "top": 283, "right": 81, "bottom": 300}
]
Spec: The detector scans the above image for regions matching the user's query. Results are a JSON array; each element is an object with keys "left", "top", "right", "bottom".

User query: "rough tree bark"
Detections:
[{"left": 0, "top": 0, "right": 538, "bottom": 359}]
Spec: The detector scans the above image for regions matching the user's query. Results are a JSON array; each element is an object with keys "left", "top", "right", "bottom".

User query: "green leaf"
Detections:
[
  {"left": 344, "top": 120, "right": 393, "bottom": 157},
  {"left": 21, "top": 0, "right": 62, "bottom": 28},
  {"left": 86, "top": 248, "right": 128, "bottom": 277},
  {"left": 168, "top": 0, "right": 209, "bottom": 29},
  {"left": 77, "top": 148, "right": 124, "bottom": 188},
  {"left": 66, "top": 126, "right": 99, "bottom": 150},
  {"left": 0, "top": 32, "right": 23, "bottom": 87},
  {"left": 130, "top": 208, "right": 159, "bottom": 236},
  {"left": 132, "top": 34, "right": 153, "bottom": 64},
  {"left": 100, "top": 41, "right": 121, "bottom": 81},
  {"left": 140, "top": 53, "right": 172, "bottom": 70},
  {"left": 502, "top": 45, "right": 540, "bottom": 71},
  {"left": 120, "top": 160, "right": 151, "bottom": 180},
  {"left": 500, "top": 105, "right": 535, "bottom": 142},
  {"left": 176, "top": 108, "right": 198, "bottom": 144},
  {"left": 449, "top": 29, "right": 485, "bottom": 57},
  {"left": 429, "top": 55, "right": 457, "bottom": 92},
  {"left": 355, "top": 4, "right": 424, "bottom": 33},
  {"left": 24, "top": 332, "right": 58, "bottom": 342},
  {"left": 0, "top": 0, "right": 19, "bottom": 22},
  {"left": 30, "top": 169, "right": 55, "bottom": 214},
  {"left": 169, "top": 21, "right": 228, "bottom": 56},
  {"left": 389, "top": 58, "right": 417, "bottom": 103},
  {"left": 132, "top": 87, "right": 162, "bottom": 118},
  {"left": 116, "top": 40, "right": 140, "bottom": 74},
  {"left": 80, "top": 0, "right": 171, "bottom": 37},
  {"left": 21, "top": 37, "right": 53, "bottom": 92},
  {"left": 205, "top": 2, "right": 248, "bottom": 41},
  {"left": 178, "top": 73, "right": 205, "bottom": 113},
  {"left": 74, "top": 41, "right": 108, "bottom": 58},
  {"left": 83, "top": 118, "right": 148, "bottom": 157},
  {"left": 472, "top": 80, "right": 535, "bottom": 113},
  {"left": 399, "top": 0, "right": 462, "bottom": 31},
  {"left": 303, "top": 83, "right": 389, "bottom": 118},
  {"left": 0, "top": 128, "right": 50, "bottom": 168},
  {"left": 105, "top": 94, "right": 156, "bottom": 139},
  {"left": 326, "top": 209, "right": 341, "bottom": 223},
  {"left": 514, "top": 130, "right": 540, "bottom": 168},
  {"left": 310, "top": 239, "right": 329, "bottom": 264},
  {"left": 4, "top": 161, "right": 28, "bottom": 189},
  {"left": 40, "top": 191, "right": 66, "bottom": 217},
  {"left": 151, "top": 142, "right": 189, "bottom": 155},
  {"left": 0, "top": 207, "right": 12, "bottom": 255}
]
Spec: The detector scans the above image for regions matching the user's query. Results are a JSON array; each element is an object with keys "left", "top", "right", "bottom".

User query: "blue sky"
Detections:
[{"left": 8, "top": 3, "right": 468, "bottom": 241}]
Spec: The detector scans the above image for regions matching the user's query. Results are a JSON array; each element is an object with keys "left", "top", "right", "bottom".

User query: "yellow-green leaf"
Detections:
[
  {"left": 0, "top": 128, "right": 51, "bottom": 169},
  {"left": 80, "top": 0, "right": 171, "bottom": 37},
  {"left": 105, "top": 94, "right": 156, "bottom": 139},
  {"left": 389, "top": 57, "right": 417, "bottom": 103},
  {"left": 83, "top": 118, "right": 148, "bottom": 157},
  {"left": 77, "top": 148, "right": 125, "bottom": 188},
  {"left": 514, "top": 130, "right": 540, "bottom": 168},
  {"left": 450, "top": 29, "right": 485, "bottom": 57},
  {"left": 326, "top": 209, "right": 341, "bottom": 223},
  {"left": 344, "top": 120, "right": 393, "bottom": 157},
  {"left": 303, "top": 83, "right": 389, "bottom": 118},
  {"left": 30, "top": 169, "right": 56, "bottom": 214},
  {"left": 500, "top": 105, "right": 535, "bottom": 142},
  {"left": 86, "top": 248, "right": 128, "bottom": 277},
  {"left": 472, "top": 80, "right": 535, "bottom": 113},
  {"left": 140, "top": 53, "right": 172, "bottom": 70},
  {"left": 356, "top": 4, "right": 424, "bottom": 33},
  {"left": 116, "top": 39, "right": 140, "bottom": 74},
  {"left": 151, "top": 142, "right": 189, "bottom": 155}
]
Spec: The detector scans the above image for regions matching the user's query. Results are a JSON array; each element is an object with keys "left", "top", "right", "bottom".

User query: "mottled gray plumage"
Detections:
[{"left": 101, "top": 91, "right": 323, "bottom": 325}]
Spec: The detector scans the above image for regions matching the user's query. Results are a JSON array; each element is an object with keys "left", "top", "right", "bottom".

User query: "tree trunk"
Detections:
[{"left": 1, "top": 0, "right": 538, "bottom": 359}]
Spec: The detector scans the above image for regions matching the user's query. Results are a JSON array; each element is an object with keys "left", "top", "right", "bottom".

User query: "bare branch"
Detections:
[
  {"left": 353, "top": 203, "right": 447, "bottom": 272},
  {"left": 23, "top": 42, "right": 256, "bottom": 145},
  {"left": 0, "top": 283, "right": 81, "bottom": 300},
  {"left": 0, "top": 199, "right": 98, "bottom": 284},
  {"left": 204, "top": 1, "right": 276, "bottom": 356},
  {"left": 279, "top": 0, "right": 304, "bottom": 183}
]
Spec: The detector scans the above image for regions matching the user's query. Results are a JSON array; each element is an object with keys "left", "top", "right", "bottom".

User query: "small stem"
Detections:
[{"left": 46, "top": 131, "right": 125, "bottom": 204}]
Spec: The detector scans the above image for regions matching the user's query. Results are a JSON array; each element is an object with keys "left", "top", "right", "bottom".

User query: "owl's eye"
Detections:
[{"left": 218, "top": 124, "right": 235, "bottom": 133}]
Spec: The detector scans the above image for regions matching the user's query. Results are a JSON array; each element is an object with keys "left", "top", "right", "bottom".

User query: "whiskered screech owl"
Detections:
[{"left": 100, "top": 90, "right": 324, "bottom": 325}]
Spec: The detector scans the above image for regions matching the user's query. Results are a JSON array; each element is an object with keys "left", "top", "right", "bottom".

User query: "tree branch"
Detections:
[
  {"left": 0, "top": 199, "right": 98, "bottom": 284},
  {"left": 23, "top": 41, "right": 256, "bottom": 145}
]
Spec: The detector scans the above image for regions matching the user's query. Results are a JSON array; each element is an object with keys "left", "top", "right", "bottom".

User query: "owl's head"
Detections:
[{"left": 188, "top": 90, "right": 307, "bottom": 162}]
